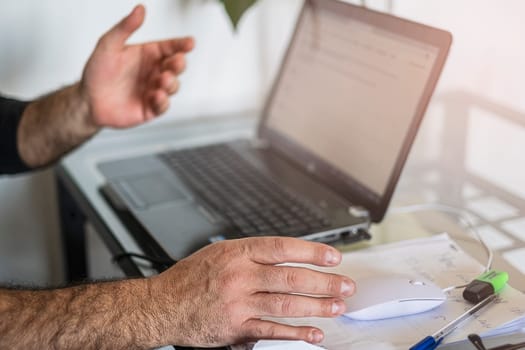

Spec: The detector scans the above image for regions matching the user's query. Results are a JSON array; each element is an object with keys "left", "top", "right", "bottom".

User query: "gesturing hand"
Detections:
[
  {"left": 81, "top": 5, "right": 194, "bottom": 128},
  {"left": 149, "top": 237, "right": 355, "bottom": 347}
]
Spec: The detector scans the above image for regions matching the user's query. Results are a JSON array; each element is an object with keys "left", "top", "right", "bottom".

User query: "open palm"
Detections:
[{"left": 81, "top": 5, "right": 194, "bottom": 128}]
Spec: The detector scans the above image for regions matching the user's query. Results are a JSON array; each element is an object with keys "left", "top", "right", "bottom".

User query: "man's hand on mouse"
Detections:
[{"left": 145, "top": 237, "right": 355, "bottom": 347}]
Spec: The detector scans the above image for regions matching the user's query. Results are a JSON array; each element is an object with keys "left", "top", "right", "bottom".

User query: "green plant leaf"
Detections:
[{"left": 220, "top": 0, "right": 258, "bottom": 30}]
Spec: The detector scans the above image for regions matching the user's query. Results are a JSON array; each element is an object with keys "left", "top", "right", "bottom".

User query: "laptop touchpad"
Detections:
[{"left": 119, "top": 174, "right": 188, "bottom": 209}]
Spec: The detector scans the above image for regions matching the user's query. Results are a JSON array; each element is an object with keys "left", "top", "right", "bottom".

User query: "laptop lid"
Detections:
[{"left": 258, "top": 0, "right": 452, "bottom": 222}]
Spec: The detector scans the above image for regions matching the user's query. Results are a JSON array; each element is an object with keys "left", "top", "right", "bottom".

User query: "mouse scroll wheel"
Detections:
[{"left": 409, "top": 280, "right": 426, "bottom": 286}]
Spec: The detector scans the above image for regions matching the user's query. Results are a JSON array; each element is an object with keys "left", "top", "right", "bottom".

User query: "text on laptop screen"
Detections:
[{"left": 266, "top": 5, "right": 439, "bottom": 197}]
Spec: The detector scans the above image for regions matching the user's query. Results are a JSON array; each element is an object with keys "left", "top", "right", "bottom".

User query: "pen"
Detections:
[{"left": 409, "top": 293, "right": 498, "bottom": 350}]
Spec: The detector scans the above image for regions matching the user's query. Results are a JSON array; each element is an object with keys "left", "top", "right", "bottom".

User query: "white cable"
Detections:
[{"left": 387, "top": 203, "right": 494, "bottom": 292}]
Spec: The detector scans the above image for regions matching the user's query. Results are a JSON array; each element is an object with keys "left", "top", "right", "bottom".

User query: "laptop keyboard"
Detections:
[{"left": 160, "top": 144, "right": 331, "bottom": 237}]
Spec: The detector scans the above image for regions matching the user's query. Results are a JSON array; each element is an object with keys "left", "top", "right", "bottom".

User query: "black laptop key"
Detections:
[{"left": 159, "top": 144, "right": 331, "bottom": 238}]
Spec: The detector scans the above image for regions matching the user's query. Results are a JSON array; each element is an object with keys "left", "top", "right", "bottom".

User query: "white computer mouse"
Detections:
[{"left": 344, "top": 275, "right": 446, "bottom": 320}]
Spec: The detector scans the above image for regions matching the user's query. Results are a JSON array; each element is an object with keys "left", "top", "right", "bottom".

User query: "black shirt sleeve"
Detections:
[{"left": 0, "top": 96, "right": 31, "bottom": 175}]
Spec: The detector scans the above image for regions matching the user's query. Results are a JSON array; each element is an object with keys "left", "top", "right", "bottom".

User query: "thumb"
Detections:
[{"left": 103, "top": 5, "right": 145, "bottom": 49}]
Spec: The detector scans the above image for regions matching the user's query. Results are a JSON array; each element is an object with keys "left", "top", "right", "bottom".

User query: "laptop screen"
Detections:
[{"left": 260, "top": 0, "right": 451, "bottom": 221}]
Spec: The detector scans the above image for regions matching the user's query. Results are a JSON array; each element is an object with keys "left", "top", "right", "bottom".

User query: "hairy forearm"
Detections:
[
  {"left": 17, "top": 83, "right": 99, "bottom": 168},
  {"left": 0, "top": 279, "right": 165, "bottom": 350}
]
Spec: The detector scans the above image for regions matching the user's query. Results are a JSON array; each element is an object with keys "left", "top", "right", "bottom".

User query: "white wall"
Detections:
[
  {"left": 0, "top": 0, "right": 301, "bottom": 285},
  {"left": 0, "top": 0, "right": 301, "bottom": 117},
  {"left": 391, "top": 1, "right": 525, "bottom": 189},
  {"left": 393, "top": 0, "right": 525, "bottom": 111}
]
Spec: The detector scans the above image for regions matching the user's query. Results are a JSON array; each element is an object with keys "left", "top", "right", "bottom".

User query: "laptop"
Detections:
[{"left": 98, "top": 0, "right": 452, "bottom": 262}]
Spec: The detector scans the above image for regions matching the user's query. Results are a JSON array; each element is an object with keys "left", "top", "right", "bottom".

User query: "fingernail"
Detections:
[
  {"left": 341, "top": 280, "right": 355, "bottom": 296},
  {"left": 325, "top": 249, "right": 340, "bottom": 265},
  {"left": 310, "top": 330, "right": 324, "bottom": 343},
  {"left": 332, "top": 300, "right": 344, "bottom": 315}
]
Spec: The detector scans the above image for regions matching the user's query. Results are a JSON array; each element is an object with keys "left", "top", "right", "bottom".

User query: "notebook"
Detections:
[{"left": 98, "top": 0, "right": 452, "bottom": 261}]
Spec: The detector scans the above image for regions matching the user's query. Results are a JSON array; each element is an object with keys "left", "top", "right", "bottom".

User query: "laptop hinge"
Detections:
[{"left": 349, "top": 205, "right": 371, "bottom": 222}]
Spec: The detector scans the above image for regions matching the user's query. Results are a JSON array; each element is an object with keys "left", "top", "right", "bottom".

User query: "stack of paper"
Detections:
[{"left": 243, "top": 233, "right": 525, "bottom": 350}]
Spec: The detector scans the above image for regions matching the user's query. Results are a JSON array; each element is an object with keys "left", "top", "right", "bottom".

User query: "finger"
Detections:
[
  {"left": 251, "top": 293, "right": 346, "bottom": 318},
  {"left": 158, "top": 36, "right": 195, "bottom": 57},
  {"left": 244, "top": 237, "right": 342, "bottom": 266},
  {"left": 101, "top": 5, "right": 145, "bottom": 49},
  {"left": 242, "top": 319, "right": 324, "bottom": 344},
  {"left": 158, "top": 72, "right": 180, "bottom": 95},
  {"left": 149, "top": 90, "right": 170, "bottom": 117},
  {"left": 162, "top": 54, "right": 186, "bottom": 75},
  {"left": 256, "top": 265, "right": 354, "bottom": 297}
]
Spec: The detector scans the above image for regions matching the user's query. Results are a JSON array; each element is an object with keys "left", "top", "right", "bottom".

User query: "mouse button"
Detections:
[
  {"left": 385, "top": 276, "right": 445, "bottom": 299},
  {"left": 409, "top": 279, "right": 426, "bottom": 286},
  {"left": 407, "top": 282, "right": 446, "bottom": 300},
  {"left": 345, "top": 279, "right": 403, "bottom": 314},
  {"left": 344, "top": 290, "right": 385, "bottom": 311},
  {"left": 350, "top": 278, "right": 399, "bottom": 304},
  {"left": 368, "top": 277, "right": 423, "bottom": 300}
]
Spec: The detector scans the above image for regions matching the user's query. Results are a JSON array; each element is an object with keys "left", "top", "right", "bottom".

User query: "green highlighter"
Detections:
[{"left": 463, "top": 270, "right": 509, "bottom": 303}]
